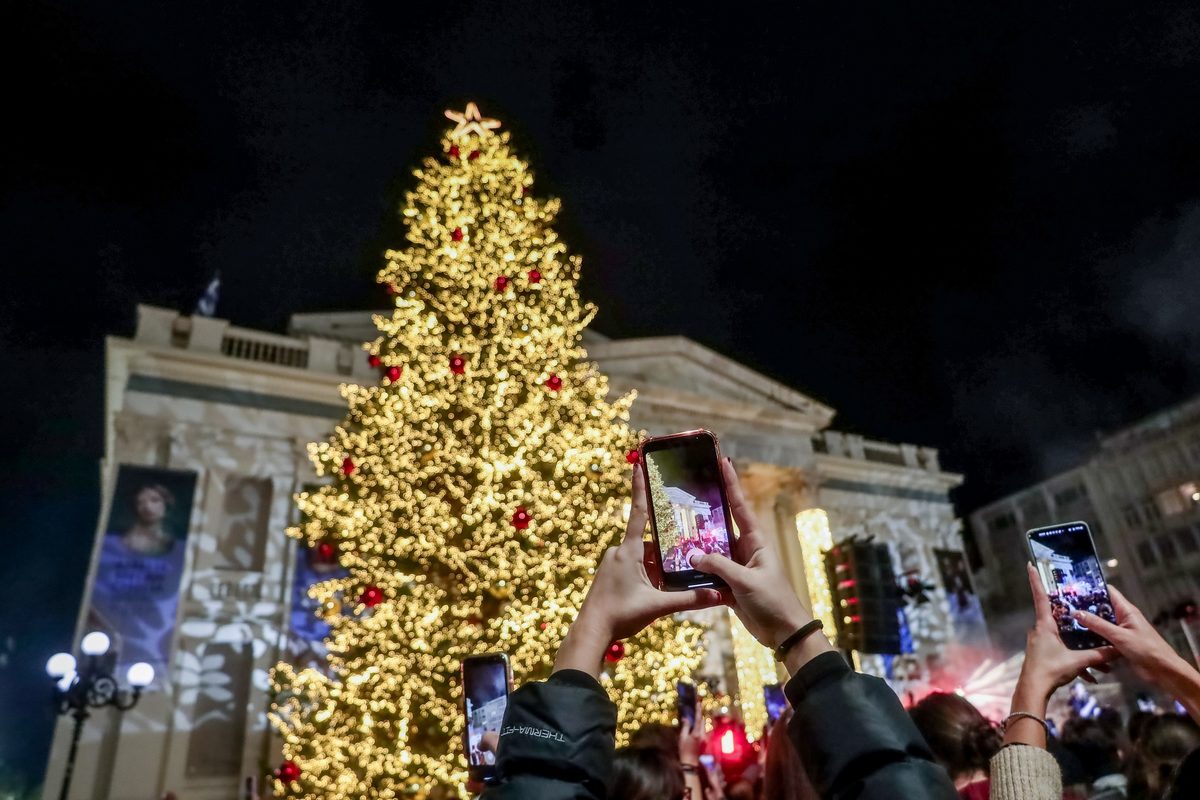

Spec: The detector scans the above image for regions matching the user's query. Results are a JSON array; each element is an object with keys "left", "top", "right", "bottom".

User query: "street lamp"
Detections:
[{"left": 46, "top": 631, "right": 154, "bottom": 800}]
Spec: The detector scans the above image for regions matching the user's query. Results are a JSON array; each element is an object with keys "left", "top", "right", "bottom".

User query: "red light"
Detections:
[
  {"left": 838, "top": 579, "right": 856, "bottom": 589},
  {"left": 845, "top": 597, "right": 859, "bottom": 605},
  {"left": 720, "top": 729, "right": 735, "bottom": 755},
  {"left": 849, "top": 615, "right": 861, "bottom": 623}
]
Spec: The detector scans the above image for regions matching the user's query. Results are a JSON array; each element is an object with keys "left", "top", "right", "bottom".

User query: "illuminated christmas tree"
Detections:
[
  {"left": 646, "top": 456, "right": 682, "bottom": 553},
  {"left": 269, "top": 103, "right": 704, "bottom": 798}
]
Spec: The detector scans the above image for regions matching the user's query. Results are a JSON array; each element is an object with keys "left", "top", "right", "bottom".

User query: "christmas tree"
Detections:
[
  {"left": 646, "top": 456, "right": 682, "bottom": 554},
  {"left": 269, "top": 103, "right": 704, "bottom": 798}
]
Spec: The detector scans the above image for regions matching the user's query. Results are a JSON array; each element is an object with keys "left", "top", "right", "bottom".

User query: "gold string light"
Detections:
[
  {"left": 728, "top": 610, "right": 778, "bottom": 741},
  {"left": 269, "top": 104, "right": 704, "bottom": 799},
  {"left": 794, "top": 509, "right": 837, "bottom": 645}
]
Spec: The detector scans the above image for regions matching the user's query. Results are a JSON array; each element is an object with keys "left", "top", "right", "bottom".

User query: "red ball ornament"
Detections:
[
  {"left": 367, "top": 354, "right": 381, "bottom": 368},
  {"left": 512, "top": 506, "right": 531, "bottom": 530},
  {"left": 360, "top": 586, "right": 383, "bottom": 607},
  {"left": 385, "top": 365, "right": 402, "bottom": 382},
  {"left": 316, "top": 541, "right": 336, "bottom": 562},
  {"left": 449, "top": 355, "right": 466, "bottom": 374},
  {"left": 385, "top": 283, "right": 397, "bottom": 295},
  {"left": 528, "top": 269, "right": 542, "bottom": 284},
  {"left": 626, "top": 449, "right": 641, "bottom": 465},
  {"left": 494, "top": 275, "right": 509, "bottom": 292},
  {"left": 468, "top": 149, "right": 481, "bottom": 161},
  {"left": 277, "top": 760, "right": 301, "bottom": 782},
  {"left": 451, "top": 227, "right": 464, "bottom": 242},
  {"left": 605, "top": 640, "right": 625, "bottom": 663},
  {"left": 448, "top": 145, "right": 460, "bottom": 159},
  {"left": 545, "top": 374, "right": 563, "bottom": 392},
  {"left": 341, "top": 457, "right": 356, "bottom": 475}
]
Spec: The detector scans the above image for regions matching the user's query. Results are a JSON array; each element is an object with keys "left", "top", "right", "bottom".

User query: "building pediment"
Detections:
[{"left": 586, "top": 335, "right": 835, "bottom": 430}]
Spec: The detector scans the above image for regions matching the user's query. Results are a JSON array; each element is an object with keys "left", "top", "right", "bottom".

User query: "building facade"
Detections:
[
  {"left": 969, "top": 397, "right": 1200, "bottom": 656},
  {"left": 45, "top": 305, "right": 972, "bottom": 799}
]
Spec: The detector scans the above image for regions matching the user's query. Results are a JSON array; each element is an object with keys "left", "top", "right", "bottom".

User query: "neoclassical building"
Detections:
[{"left": 44, "top": 305, "right": 975, "bottom": 799}]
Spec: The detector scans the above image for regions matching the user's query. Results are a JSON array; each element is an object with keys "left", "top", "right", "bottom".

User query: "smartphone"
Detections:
[
  {"left": 461, "top": 653, "right": 511, "bottom": 784},
  {"left": 640, "top": 429, "right": 734, "bottom": 591},
  {"left": 764, "top": 683, "right": 787, "bottom": 725},
  {"left": 677, "top": 681, "right": 697, "bottom": 728},
  {"left": 1026, "top": 521, "right": 1116, "bottom": 649}
]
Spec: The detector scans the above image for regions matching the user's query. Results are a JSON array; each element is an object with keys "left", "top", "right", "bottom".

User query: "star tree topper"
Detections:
[{"left": 444, "top": 102, "right": 501, "bottom": 139}]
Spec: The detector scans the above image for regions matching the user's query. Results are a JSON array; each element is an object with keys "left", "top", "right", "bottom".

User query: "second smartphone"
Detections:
[
  {"left": 461, "top": 653, "right": 511, "bottom": 785},
  {"left": 640, "top": 429, "right": 734, "bottom": 591},
  {"left": 1026, "top": 521, "right": 1116, "bottom": 650}
]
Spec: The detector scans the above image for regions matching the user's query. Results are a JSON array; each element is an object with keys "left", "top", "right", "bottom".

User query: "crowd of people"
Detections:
[
  {"left": 661, "top": 523, "right": 731, "bottom": 573},
  {"left": 472, "top": 459, "right": 1200, "bottom": 799},
  {"left": 1051, "top": 582, "right": 1117, "bottom": 635}
]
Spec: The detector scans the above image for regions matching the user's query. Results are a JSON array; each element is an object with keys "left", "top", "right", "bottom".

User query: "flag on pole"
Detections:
[{"left": 195, "top": 273, "right": 220, "bottom": 317}]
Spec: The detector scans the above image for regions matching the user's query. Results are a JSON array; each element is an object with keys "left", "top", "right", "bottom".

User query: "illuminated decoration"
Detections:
[
  {"left": 269, "top": 103, "right": 703, "bottom": 798},
  {"left": 794, "top": 509, "right": 837, "bottom": 644},
  {"left": 444, "top": 101, "right": 501, "bottom": 140},
  {"left": 728, "top": 610, "right": 777, "bottom": 741}
]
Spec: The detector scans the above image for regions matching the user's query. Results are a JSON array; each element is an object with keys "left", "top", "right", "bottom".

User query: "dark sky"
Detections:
[{"left": 4, "top": 0, "right": 1200, "bottom": 783}]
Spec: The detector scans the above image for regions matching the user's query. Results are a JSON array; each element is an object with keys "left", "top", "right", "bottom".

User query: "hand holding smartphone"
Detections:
[
  {"left": 1026, "top": 522, "right": 1116, "bottom": 650},
  {"left": 461, "top": 653, "right": 511, "bottom": 785},
  {"left": 639, "top": 429, "right": 735, "bottom": 591}
]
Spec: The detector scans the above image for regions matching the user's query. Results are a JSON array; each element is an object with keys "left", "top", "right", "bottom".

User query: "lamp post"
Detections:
[{"left": 45, "top": 632, "right": 154, "bottom": 800}]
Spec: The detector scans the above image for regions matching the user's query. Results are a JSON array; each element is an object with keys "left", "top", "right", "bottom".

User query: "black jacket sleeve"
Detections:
[
  {"left": 785, "top": 651, "right": 958, "bottom": 800},
  {"left": 481, "top": 669, "right": 616, "bottom": 800}
]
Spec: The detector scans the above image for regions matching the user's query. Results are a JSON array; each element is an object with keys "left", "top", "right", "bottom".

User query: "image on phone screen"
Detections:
[
  {"left": 764, "top": 683, "right": 787, "bottom": 725},
  {"left": 677, "top": 681, "right": 697, "bottom": 728},
  {"left": 1027, "top": 522, "right": 1115, "bottom": 649},
  {"left": 644, "top": 439, "right": 732, "bottom": 575},
  {"left": 463, "top": 655, "right": 509, "bottom": 773}
]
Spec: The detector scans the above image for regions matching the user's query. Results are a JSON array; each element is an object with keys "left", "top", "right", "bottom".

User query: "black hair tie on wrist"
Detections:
[{"left": 773, "top": 619, "right": 824, "bottom": 662}]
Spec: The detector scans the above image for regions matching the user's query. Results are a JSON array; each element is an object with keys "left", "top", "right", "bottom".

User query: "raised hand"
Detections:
[
  {"left": 554, "top": 467, "right": 723, "bottom": 677},
  {"left": 689, "top": 459, "right": 833, "bottom": 671}
]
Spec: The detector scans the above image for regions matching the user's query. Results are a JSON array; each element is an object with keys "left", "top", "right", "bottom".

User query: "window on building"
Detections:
[
  {"left": 1174, "top": 526, "right": 1199, "bottom": 555},
  {"left": 1054, "top": 484, "right": 1088, "bottom": 507},
  {"left": 213, "top": 476, "right": 272, "bottom": 571},
  {"left": 1137, "top": 540, "right": 1159, "bottom": 568},
  {"left": 990, "top": 511, "right": 1016, "bottom": 532},
  {"left": 1157, "top": 534, "right": 1179, "bottom": 562},
  {"left": 1122, "top": 505, "right": 1142, "bottom": 527}
]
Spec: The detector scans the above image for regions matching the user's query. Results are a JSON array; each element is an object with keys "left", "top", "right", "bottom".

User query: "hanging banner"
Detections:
[
  {"left": 88, "top": 465, "right": 198, "bottom": 669},
  {"left": 933, "top": 548, "right": 988, "bottom": 646},
  {"left": 286, "top": 541, "right": 347, "bottom": 670}
]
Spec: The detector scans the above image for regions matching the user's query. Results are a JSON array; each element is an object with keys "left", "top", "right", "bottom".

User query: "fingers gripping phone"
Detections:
[
  {"left": 1026, "top": 521, "right": 1116, "bottom": 650},
  {"left": 639, "top": 429, "right": 734, "bottom": 591},
  {"left": 462, "top": 653, "right": 511, "bottom": 784}
]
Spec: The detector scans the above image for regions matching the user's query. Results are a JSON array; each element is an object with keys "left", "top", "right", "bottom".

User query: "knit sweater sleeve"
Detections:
[{"left": 989, "top": 744, "right": 1062, "bottom": 800}]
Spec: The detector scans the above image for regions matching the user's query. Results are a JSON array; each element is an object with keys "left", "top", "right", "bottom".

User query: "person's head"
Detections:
[
  {"left": 726, "top": 780, "right": 755, "bottom": 800},
  {"left": 908, "top": 692, "right": 1001, "bottom": 782},
  {"left": 630, "top": 722, "right": 679, "bottom": 757},
  {"left": 1061, "top": 717, "right": 1122, "bottom": 781},
  {"left": 1166, "top": 746, "right": 1200, "bottom": 800},
  {"left": 1129, "top": 714, "right": 1200, "bottom": 799},
  {"left": 763, "top": 710, "right": 818, "bottom": 800},
  {"left": 611, "top": 746, "right": 685, "bottom": 800},
  {"left": 1128, "top": 710, "right": 1155, "bottom": 745},
  {"left": 134, "top": 484, "right": 174, "bottom": 525}
]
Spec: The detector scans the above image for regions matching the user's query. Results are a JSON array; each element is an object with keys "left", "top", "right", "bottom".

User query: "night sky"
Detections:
[{"left": 5, "top": 0, "right": 1200, "bottom": 784}]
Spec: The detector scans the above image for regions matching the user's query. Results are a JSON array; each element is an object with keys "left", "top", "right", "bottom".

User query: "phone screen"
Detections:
[
  {"left": 677, "top": 681, "right": 697, "bottom": 728},
  {"left": 764, "top": 683, "right": 787, "bottom": 725},
  {"left": 642, "top": 432, "right": 733, "bottom": 589},
  {"left": 1027, "top": 522, "right": 1115, "bottom": 649},
  {"left": 462, "top": 655, "right": 509, "bottom": 780}
]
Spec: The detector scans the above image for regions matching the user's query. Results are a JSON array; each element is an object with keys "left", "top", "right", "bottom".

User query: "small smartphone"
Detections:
[
  {"left": 640, "top": 429, "right": 734, "bottom": 591},
  {"left": 677, "top": 681, "right": 697, "bottom": 728},
  {"left": 461, "top": 653, "right": 511, "bottom": 784},
  {"left": 1026, "top": 521, "right": 1116, "bottom": 650},
  {"left": 763, "top": 683, "right": 787, "bottom": 726}
]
